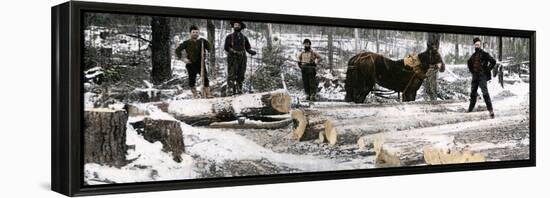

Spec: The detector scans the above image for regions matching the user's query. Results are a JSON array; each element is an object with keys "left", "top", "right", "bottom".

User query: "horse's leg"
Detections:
[
  {"left": 345, "top": 66, "right": 359, "bottom": 102},
  {"left": 358, "top": 78, "right": 375, "bottom": 103},
  {"left": 403, "top": 79, "right": 422, "bottom": 102}
]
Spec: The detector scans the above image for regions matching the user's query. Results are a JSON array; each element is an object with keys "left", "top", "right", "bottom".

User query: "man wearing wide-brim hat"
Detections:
[{"left": 224, "top": 20, "right": 256, "bottom": 95}]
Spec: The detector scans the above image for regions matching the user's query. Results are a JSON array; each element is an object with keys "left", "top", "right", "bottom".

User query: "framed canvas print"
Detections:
[{"left": 51, "top": 1, "right": 536, "bottom": 196}]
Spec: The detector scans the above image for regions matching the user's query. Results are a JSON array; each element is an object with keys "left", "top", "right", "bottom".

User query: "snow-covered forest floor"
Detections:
[
  {"left": 84, "top": 69, "right": 530, "bottom": 185},
  {"left": 83, "top": 23, "right": 530, "bottom": 185}
]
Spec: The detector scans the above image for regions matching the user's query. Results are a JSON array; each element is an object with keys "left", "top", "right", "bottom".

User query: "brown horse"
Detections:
[{"left": 344, "top": 52, "right": 429, "bottom": 103}]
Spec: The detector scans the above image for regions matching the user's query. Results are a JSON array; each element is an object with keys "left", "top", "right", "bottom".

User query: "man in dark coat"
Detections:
[
  {"left": 224, "top": 20, "right": 256, "bottom": 95},
  {"left": 467, "top": 37, "right": 497, "bottom": 118},
  {"left": 175, "top": 25, "right": 213, "bottom": 98}
]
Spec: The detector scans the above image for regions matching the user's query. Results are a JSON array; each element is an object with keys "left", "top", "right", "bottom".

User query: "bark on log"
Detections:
[
  {"left": 291, "top": 109, "right": 338, "bottom": 145},
  {"left": 156, "top": 90, "right": 291, "bottom": 126},
  {"left": 130, "top": 117, "right": 185, "bottom": 162},
  {"left": 84, "top": 108, "right": 129, "bottom": 167},
  {"left": 209, "top": 118, "right": 293, "bottom": 129}
]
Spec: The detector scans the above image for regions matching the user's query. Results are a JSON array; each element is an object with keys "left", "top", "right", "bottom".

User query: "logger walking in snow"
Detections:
[
  {"left": 224, "top": 20, "right": 257, "bottom": 96},
  {"left": 467, "top": 37, "right": 497, "bottom": 118},
  {"left": 297, "top": 39, "right": 322, "bottom": 101},
  {"left": 175, "top": 25, "right": 213, "bottom": 99}
]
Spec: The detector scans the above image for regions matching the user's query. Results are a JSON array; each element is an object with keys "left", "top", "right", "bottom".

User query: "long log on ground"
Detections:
[
  {"left": 155, "top": 89, "right": 291, "bottom": 126},
  {"left": 290, "top": 109, "right": 337, "bottom": 145},
  {"left": 209, "top": 118, "right": 293, "bottom": 129},
  {"left": 84, "top": 108, "right": 129, "bottom": 167}
]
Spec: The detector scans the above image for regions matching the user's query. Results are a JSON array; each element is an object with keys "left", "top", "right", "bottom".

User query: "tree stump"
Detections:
[
  {"left": 131, "top": 117, "right": 185, "bottom": 162},
  {"left": 84, "top": 108, "right": 129, "bottom": 167}
]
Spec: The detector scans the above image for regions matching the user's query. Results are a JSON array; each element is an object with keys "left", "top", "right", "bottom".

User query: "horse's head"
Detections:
[
  {"left": 403, "top": 54, "right": 429, "bottom": 79},
  {"left": 404, "top": 54, "right": 420, "bottom": 68}
]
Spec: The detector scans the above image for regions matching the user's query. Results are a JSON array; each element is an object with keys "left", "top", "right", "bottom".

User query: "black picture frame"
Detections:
[{"left": 52, "top": 1, "right": 536, "bottom": 196}]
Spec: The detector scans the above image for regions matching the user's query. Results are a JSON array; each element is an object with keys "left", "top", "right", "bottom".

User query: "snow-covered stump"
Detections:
[
  {"left": 291, "top": 109, "right": 337, "bottom": 145},
  {"left": 156, "top": 89, "right": 292, "bottom": 126},
  {"left": 130, "top": 117, "right": 185, "bottom": 162},
  {"left": 84, "top": 109, "right": 129, "bottom": 167}
]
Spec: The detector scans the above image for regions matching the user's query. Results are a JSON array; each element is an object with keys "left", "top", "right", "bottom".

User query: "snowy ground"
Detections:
[
  {"left": 84, "top": 70, "right": 530, "bottom": 185},
  {"left": 83, "top": 24, "right": 530, "bottom": 185}
]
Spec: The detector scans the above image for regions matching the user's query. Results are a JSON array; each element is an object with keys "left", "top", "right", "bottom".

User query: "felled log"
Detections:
[
  {"left": 360, "top": 135, "right": 487, "bottom": 168},
  {"left": 209, "top": 118, "right": 293, "bottom": 129},
  {"left": 156, "top": 89, "right": 291, "bottom": 126},
  {"left": 84, "top": 108, "right": 129, "bottom": 167},
  {"left": 291, "top": 109, "right": 337, "bottom": 145},
  {"left": 130, "top": 117, "right": 185, "bottom": 163}
]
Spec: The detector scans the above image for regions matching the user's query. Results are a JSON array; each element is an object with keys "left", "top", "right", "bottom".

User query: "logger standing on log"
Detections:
[
  {"left": 224, "top": 20, "right": 257, "bottom": 96},
  {"left": 175, "top": 25, "right": 213, "bottom": 99},
  {"left": 467, "top": 37, "right": 496, "bottom": 118},
  {"left": 297, "top": 39, "right": 322, "bottom": 101}
]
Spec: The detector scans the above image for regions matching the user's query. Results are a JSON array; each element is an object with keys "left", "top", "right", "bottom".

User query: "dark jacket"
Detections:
[
  {"left": 224, "top": 32, "right": 255, "bottom": 55},
  {"left": 467, "top": 49, "right": 496, "bottom": 80},
  {"left": 175, "top": 38, "right": 211, "bottom": 65}
]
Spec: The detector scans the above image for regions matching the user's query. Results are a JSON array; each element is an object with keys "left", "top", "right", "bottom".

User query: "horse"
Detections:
[{"left": 344, "top": 52, "right": 430, "bottom": 103}]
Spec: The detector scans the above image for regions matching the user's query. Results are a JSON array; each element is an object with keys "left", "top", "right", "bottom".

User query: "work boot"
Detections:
[
  {"left": 190, "top": 87, "right": 199, "bottom": 99},
  {"left": 203, "top": 87, "right": 214, "bottom": 98}
]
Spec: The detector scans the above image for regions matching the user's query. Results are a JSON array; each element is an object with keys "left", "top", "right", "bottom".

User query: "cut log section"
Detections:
[
  {"left": 130, "top": 117, "right": 185, "bottom": 163},
  {"left": 84, "top": 108, "right": 129, "bottom": 167},
  {"left": 372, "top": 138, "right": 428, "bottom": 168},
  {"left": 290, "top": 109, "right": 338, "bottom": 145},
  {"left": 423, "top": 145, "right": 485, "bottom": 165},
  {"left": 155, "top": 89, "right": 291, "bottom": 126}
]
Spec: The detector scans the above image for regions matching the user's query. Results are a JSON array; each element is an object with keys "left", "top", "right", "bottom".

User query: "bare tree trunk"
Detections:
[
  {"left": 498, "top": 36, "right": 503, "bottom": 61},
  {"left": 84, "top": 109, "right": 129, "bottom": 167},
  {"left": 327, "top": 28, "right": 334, "bottom": 70},
  {"left": 354, "top": 28, "right": 360, "bottom": 53},
  {"left": 207, "top": 19, "right": 216, "bottom": 77},
  {"left": 375, "top": 29, "right": 380, "bottom": 53},
  {"left": 151, "top": 16, "right": 171, "bottom": 84},
  {"left": 265, "top": 23, "right": 273, "bottom": 50},
  {"left": 455, "top": 34, "right": 459, "bottom": 63}
]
